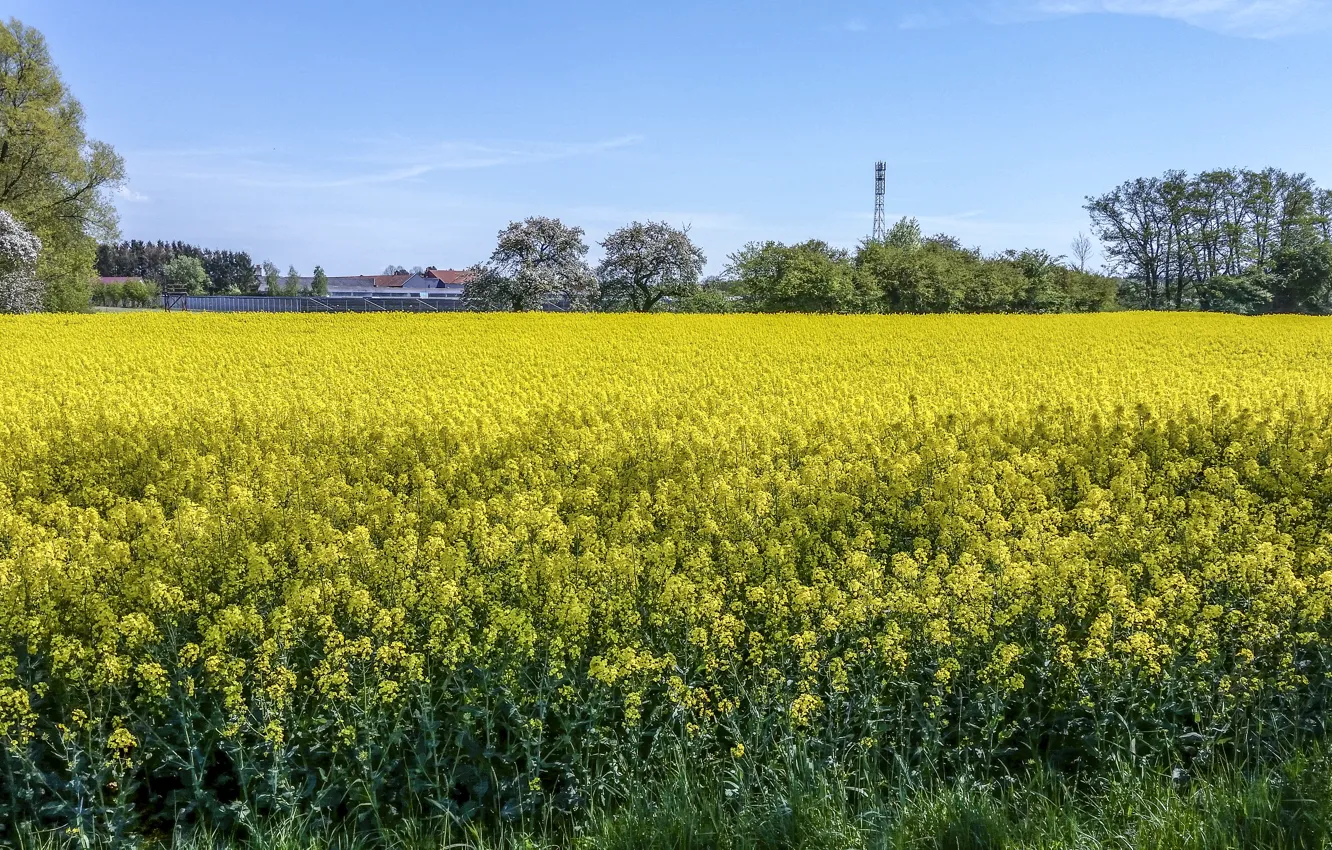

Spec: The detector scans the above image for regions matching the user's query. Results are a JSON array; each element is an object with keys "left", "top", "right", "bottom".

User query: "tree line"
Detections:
[
  {"left": 97, "top": 241, "right": 259, "bottom": 293},
  {"left": 94, "top": 240, "right": 330, "bottom": 296},
  {"left": 463, "top": 216, "right": 1119, "bottom": 314},
  {"left": 1087, "top": 168, "right": 1332, "bottom": 313}
]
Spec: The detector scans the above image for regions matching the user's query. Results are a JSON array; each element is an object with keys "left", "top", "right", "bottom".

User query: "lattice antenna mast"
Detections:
[{"left": 872, "top": 162, "right": 887, "bottom": 243}]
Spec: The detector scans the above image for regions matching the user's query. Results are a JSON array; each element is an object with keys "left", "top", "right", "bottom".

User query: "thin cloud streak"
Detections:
[
  {"left": 1003, "top": 0, "right": 1331, "bottom": 36},
  {"left": 136, "top": 135, "right": 644, "bottom": 190}
]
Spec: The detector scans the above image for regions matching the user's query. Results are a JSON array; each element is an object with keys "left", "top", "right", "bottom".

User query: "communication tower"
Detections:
[{"left": 872, "top": 162, "right": 887, "bottom": 242}]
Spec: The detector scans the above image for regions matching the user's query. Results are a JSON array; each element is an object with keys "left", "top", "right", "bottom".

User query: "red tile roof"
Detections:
[
  {"left": 425, "top": 269, "right": 471, "bottom": 284},
  {"left": 373, "top": 275, "right": 412, "bottom": 288}
]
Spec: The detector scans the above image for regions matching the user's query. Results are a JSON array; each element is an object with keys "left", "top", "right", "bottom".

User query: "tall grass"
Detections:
[{"left": 15, "top": 744, "right": 1332, "bottom": 850}]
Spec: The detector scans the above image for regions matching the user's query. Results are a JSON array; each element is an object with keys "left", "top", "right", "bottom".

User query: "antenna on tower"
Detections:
[{"left": 872, "top": 162, "right": 887, "bottom": 243}]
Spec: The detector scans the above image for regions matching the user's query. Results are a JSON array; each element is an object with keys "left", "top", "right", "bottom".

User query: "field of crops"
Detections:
[{"left": 4, "top": 312, "right": 1332, "bottom": 844}]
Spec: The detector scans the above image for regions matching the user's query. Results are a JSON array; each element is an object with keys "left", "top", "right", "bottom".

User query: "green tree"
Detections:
[
  {"left": 122, "top": 277, "right": 157, "bottom": 307},
  {"left": 1053, "top": 266, "right": 1119, "bottom": 312},
  {"left": 1086, "top": 167, "right": 1326, "bottom": 312},
  {"left": 283, "top": 265, "right": 302, "bottom": 296},
  {"left": 1002, "top": 249, "right": 1068, "bottom": 312},
  {"left": 1196, "top": 272, "right": 1272, "bottom": 315},
  {"left": 160, "top": 255, "right": 209, "bottom": 295},
  {"left": 729, "top": 240, "right": 867, "bottom": 313},
  {"left": 856, "top": 239, "right": 980, "bottom": 313},
  {"left": 262, "top": 261, "right": 280, "bottom": 295},
  {"left": 203, "top": 250, "right": 257, "bottom": 293},
  {"left": 0, "top": 19, "right": 124, "bottom": 311},
  {"left": 1269, "top": 239, "right": 1332, "bottom": 313},
  {"left": 669, "top": 275, "right": 734, "bottom": 313},
  {"left": 311, "top": 265, "right": 329, "bottom": 296},
  {"left": 597, "top": 221, "right": 706, "bottom": 312},
  {"left": 886, "top": 216, "right": 923, "bottom": 251}
]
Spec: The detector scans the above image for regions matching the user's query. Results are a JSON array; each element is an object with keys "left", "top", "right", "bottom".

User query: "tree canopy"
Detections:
[
  {"left": 0, "top": 18, "right": 124, "bottom": 310},
  {"left": 728, "top": 240, "right": 868, "bottom": 313},
  {"left": 160, "top": 255, "right": 209, "bottom": 295},
  {"left": 721, "top": 225, "right": 1117, "bottom": 316},
  {"left": 311, "top": 266, "right": 328, "bottom": 296},
  {"left": 1086, "top": 168, "right": 1332, "bottom": 313},
  {"left": 597, "top": 221, "right": 706, "bottom": 312},
  {"left": 98, "top": 240, "right": 257, "bottom": 294},
  {"left": 466, "top": 217, "right": 595, "bottom": 311}
]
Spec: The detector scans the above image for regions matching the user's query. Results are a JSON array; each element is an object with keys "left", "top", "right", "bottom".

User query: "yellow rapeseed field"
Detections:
[{"left": 3, "top": 311, "right": 1332, "bottom": 830}]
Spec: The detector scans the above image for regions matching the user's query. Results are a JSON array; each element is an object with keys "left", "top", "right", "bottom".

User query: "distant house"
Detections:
[
  {"left": 318, "top": 268, "right": 469, "bottom": 299},
  {"left": 423, "top": 268, "right": 470, "bottom": 299}
]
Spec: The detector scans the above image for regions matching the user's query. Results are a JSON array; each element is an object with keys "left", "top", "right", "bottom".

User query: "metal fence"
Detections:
[
  {"left": 162, "top": 295, "right": 584, "bottom": 313},
  {"left": 166, "top": 295, "right": 471, "bottom": 313}
]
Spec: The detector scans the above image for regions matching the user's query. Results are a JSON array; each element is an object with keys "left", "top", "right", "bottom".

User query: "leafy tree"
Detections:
[
  {"left": 924, "top": 233, "right": 964, "bottom": 251},
  {"left": 0, "top": 209, "right": 42, "bottom": 312},
  {"left": 669, "top": 280, "right": 733, "bottom": 313},
  {"left": 202, "top": 250, "right": 257, "bottom": 293},
  {"left": 856, "top": 240, "right": 980, "bottom": 313},
  {"left": 1317, "top": 189, "right": 1332, "bottom": 243},
  {"left": 1196, "top": 272, "right": 1272, "bottom": 315},
  {"left": 1086, "top": 176, "right": 1170, "bottom": 309},
  {"left": 1269, "top": 238, "right": 1332, "bottom": 313},
  {"left": 597, "top": 221, "right": 706, "bottom": 312},
  {"left": 261, "top": 261, "right": 281, "bottom": 295},
  {"left": 283, "top": 265, "right": 303, "bottom": 296},
  {"left": 1053, "top": 266, "right": 1119, "bottom": 312},
  {"left": 856, "top": 238, "right": 1114, "bottom": 314},
  {"left": 729, "top": 240, "right": 867, "bottom": 313},
  {"left": 1002, "top": 249, "right": 1068, "bottom": 312},
  {"left": 160, "top": 255, "right": 209, "bottom": 295},
  {"left": 96, "top": 241, "right": 255, "bottom": 294},
  {"left": 311, "top": 266, "right": 329, "bottom": 296},
  {"left": 0, "top": 19, "right": 124, "bottom": 309},
  {"left": 465, "top": 217, "right": 594, "bottom": 311},
  {"left": 122, "top": 277, "right": 157, "bottom": 307},
  {"left": 886, "top": 216, "right": 923, "bottom": 251},
  {"left": 1086, "top": 167, "right": 1330, "bottom": 312},
  {"left": 90, "top": 277, "right": 157, "bottom": 308}
]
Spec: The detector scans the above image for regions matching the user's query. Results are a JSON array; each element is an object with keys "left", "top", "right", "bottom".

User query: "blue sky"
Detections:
[{"left": 14, "top": 0, "right": 1332, "bottom": 275}]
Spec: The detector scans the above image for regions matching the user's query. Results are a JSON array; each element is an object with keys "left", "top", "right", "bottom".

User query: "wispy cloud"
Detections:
[
  {"left": 898, "top": 7, "right": 968, "bottom": 29},
  {"left": 843, "top": 17, "right": 870, "bottom": 31},
  {"left": 566, "top": 205, "right": 748, "bottom": 233},
  {"left": 115, "top": 185, "right": 150, "bottom": 203},
  {"left": 1001, "top": 0, "right": 1331, "bottom": 36},
  {"left": 134, "top": 135, "right": 644, "bottom": 190}
]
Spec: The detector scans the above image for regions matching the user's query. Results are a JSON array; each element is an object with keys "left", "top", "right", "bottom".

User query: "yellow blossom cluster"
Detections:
[{"left": 2, "top": 311, "right": 1332, "bottom": 829}]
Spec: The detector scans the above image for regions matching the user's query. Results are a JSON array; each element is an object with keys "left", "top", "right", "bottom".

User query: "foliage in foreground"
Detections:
[
  {"left": 14, "top": 746, "right": 1332, "bottom": 849},
  {"left": 3, "top": 313, "right": 1332, "bottom": 842}
]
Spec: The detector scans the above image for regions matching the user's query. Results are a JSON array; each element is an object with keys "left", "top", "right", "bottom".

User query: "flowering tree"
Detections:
[
  {"left": 465, "top": 217, "right": 595, "bottom": 311},
  {"left": 0, "top": 210, "right": 43, "bottom": 313},
  {"left": 597, "top": 221, "right": 706, "bottom": 312}
]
